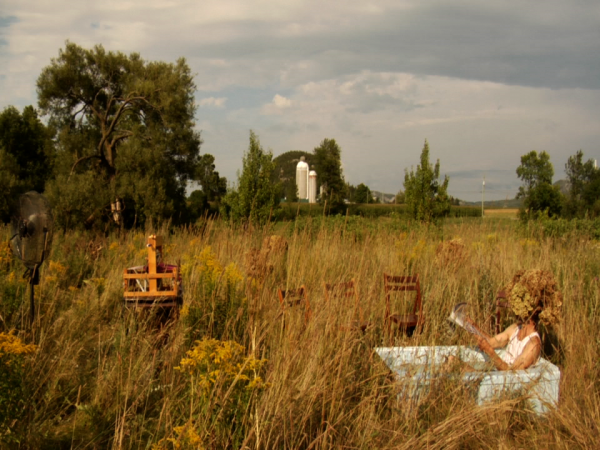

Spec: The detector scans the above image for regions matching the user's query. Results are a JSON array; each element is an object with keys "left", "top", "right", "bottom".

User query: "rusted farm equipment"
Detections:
[{"left": 123, "top": 235, "right": 182, "bottom": 310}]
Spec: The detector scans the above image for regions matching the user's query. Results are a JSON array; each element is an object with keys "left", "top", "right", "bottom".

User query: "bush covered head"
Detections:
[{"left": 504, "top": 269, "right": 562, "bottom": 326}]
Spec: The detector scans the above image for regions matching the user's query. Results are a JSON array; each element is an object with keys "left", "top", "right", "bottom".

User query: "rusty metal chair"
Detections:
[
  {"left": 324, "top": 279, "right": 370, "bottom": 332},
  {"left": 277, "top": 285, "right": 311, "bottom": 323},
  {"left": 383, "top": 273, "right": 424, "bottom": 336}
]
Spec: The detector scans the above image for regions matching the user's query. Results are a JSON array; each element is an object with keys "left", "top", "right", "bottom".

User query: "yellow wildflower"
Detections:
[
  {"left": 519, "top": 239, "right": 538, "bottom": 248},
  {"left": 486, "top": 233, "right": 498, "bottom": 243},
  {"left": 224, "top": 262, "right": 243, "bottom": 285},
  {"left": 0, "top": 332, "right": 37, "bottom": 360},
  {"left": 0, "top": 241, "right": 13, "bottom": 265},
  {"left": 48, "top": 260, "right": 67, "bottom": 274},
  {"left": 177, "top": 338, "right": 268, "bottom": 393},
  {"left": 180, "top": 305, "right": 189, "bottom": 318},
  {"left": 197, "top": 246, "right": 223, "bottom": 283}
]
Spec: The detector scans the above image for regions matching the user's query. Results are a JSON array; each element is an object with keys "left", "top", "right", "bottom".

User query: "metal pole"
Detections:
[
  {"left": 30, "top": 281, "right": 35, "bottom": 325},
  {"left": 482, "top": 178, "right": 485, "bottom": 218}
]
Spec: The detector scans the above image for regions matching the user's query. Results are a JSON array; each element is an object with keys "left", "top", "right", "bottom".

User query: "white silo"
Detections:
[
  {"left": 296, "top": 156, "right": 309, "bottom": 200},
  {"left": 308, "top": 169, "right": 317, "bottom": 203}
]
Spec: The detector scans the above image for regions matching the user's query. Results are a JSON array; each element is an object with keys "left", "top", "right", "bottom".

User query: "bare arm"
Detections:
[
  {"left": 510, "top": 337, "right": 541, "bottom": 370},
  {"left": 487, "top": 324, "right": 517, "bottom": 349},
  {"left": 476, "top": 329, "right": 541, "bottom": 371},
  {"left": 476, "top": 336, "right": 509, "bottom": 370}
]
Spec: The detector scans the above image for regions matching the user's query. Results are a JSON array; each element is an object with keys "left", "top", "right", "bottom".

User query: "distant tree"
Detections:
[
  {"left": 0, "top": 106, "right": 54, "bottom": 191},
  {"left": 354, "top": 183, "right": 371, "bottom": 204},
  {"left": 187, "top": 189, "right": 212, "bottom": 221},
  {"left": 404, "top": 139, "right": 450, "bottom": 222},
  {"left": 516, "top": 151, "right": 562, "bottom": 219},
  {"left": 195, "top": 154, "right": 227, "bottom": 203},
  {"left": 0, "top": 147, "right": 24, "bottom": 222},
  {"left": 564, "top": 150, "right": 600, "bottom": 218},
  {"left": 344, "top": 182, "right": 356, "bottom": 203},
  {"left": 220, "top": 131, "right": 279, "bottom": 223},
  {"left": 285, "top": 182, "right": 299, "bottom": 203},
  {"left": 395, "top": 190, "right": 405, "bottom": 204},
  {"left": 37, "top": 41, "right": 203, "bottom": 228},
  {"left": 0, "top": 106, "right": 54, "bottom": 222},
  {"left": 313, "top": 138, "right": 345, "bottom": 208}
]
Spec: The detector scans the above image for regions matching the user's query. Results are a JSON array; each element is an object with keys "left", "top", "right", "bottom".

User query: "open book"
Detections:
[{"left": 448, "top": 303, "right": 490, "bottom": 340}]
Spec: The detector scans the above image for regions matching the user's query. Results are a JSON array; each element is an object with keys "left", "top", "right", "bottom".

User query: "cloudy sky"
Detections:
[{"left": 1, "top": 1, "right": 599, "bottom": 201}]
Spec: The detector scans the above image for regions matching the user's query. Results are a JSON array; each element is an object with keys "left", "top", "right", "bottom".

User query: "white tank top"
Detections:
[{"left": 501, "top": 327, "right": 540, "bottom": 366}]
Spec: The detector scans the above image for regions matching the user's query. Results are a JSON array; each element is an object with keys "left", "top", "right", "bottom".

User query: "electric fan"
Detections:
[{"left": 9, "top": 191, "right": 54, "bottom": 323}]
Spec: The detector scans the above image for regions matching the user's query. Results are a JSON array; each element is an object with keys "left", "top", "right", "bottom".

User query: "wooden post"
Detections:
[{"left": 147, "top": 235, "right": 163, "bottom": 293}]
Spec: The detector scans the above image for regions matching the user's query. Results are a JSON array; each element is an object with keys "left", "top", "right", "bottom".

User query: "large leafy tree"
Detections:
[
  {"left": 37, "top": 42, "right": 202, "bottom": 228},
  {"left": 313, "top": 138, "right": 345, "bottom": 208},
  {"left": 354, "top": 183, "right": 372, "bottom": 204},
  {"left": 564, "top": 150, "right": 600, "bottom": 218},
  {"left": 404, "top": 139, "right": 450, "bottom": 222},
  {"left": 0, "top": 105, "right": 54, "bottom": 222},
  {"left": 220, "top": 131, "right": 279, "bottom": 224},
  {"left": 187, "top": 154, "right": 228, "bottom": 220},
  {"left": 195, "top": 154, "right": 227, "bottom": 203},
  {"left": 516, "top": 150, "right": 562, "bottom": 219}
]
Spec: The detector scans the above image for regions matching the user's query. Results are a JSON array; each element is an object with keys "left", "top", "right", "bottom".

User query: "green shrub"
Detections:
[{"left": 0, "top": 332, "right": 36, "bottom": 443}]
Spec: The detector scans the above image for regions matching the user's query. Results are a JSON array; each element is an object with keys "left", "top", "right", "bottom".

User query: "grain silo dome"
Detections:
[{"left": 296, "top": 156, "right": 309, "bottom": 200}]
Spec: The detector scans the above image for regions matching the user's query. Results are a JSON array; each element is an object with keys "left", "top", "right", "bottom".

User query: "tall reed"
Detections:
[{"left": 0, "top": 217, "right": 598, "bottom": 448}]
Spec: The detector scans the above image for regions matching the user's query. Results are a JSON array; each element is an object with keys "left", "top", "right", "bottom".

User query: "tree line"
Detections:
[
  {"left": 1, "top": 42, "right": 597, "bottom": 228},
  {"left": 0, "top": 42, "right": 351, "bottom": 228}
]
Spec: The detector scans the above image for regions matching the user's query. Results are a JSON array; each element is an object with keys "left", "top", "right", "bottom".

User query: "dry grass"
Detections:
[
  {"left": 1, "top": 217, "right": 599, "bottom": 449},
  {"left": 484, "top": 209, "right": 519, "bottom": 219}
]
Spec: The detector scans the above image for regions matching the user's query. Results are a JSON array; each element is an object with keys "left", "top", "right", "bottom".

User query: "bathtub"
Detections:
[{"left": 375, "top": 346, "right": 560, "bottom": 414}]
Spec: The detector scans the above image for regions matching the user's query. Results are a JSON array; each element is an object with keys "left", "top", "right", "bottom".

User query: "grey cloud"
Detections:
[
  {"left": 0, "top": 16, "right": 18, "bottom": 27},
  {"left": 445, "top": 169, "right": 515, "bottom": 180},
  {"left": 0, "top": 15, "right": 18, "bottom": 48},
  {"left": 177, "top": 2, "right": 600, "bottom": 90}
]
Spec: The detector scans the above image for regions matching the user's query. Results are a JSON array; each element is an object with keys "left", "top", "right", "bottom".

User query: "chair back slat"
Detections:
[
  {"left": 324, "top": 279, "right": 358, "bottom": 302},
  {"left": 383, "top": 272, "right": 424, "bottom": 336},
  {"left": 277, "top": 285, "right": 311, "bottom": 322},
  {"left": 385, "top": 286, "right": 419, "bottom": 292}
]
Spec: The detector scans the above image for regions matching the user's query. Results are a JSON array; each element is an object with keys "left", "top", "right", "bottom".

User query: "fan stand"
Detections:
[
  {"left": 29, "top": 264, "right": 41, "bottom": 324},
  {"left": 27, "top": 228, "right": 49, "bottom": 327}
]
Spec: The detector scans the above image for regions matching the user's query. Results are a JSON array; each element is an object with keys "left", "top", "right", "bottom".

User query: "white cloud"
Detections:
[
  {"left": 262, "top": 94, "right": 292, "bottom": 114},
  {"left": 198, "top": 97, "right": 227, "bottom": 108}
]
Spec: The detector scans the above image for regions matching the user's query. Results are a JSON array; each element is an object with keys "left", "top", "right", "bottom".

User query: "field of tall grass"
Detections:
[{"left": 1, "top": 217, "right": 599, "bottom": 449}]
